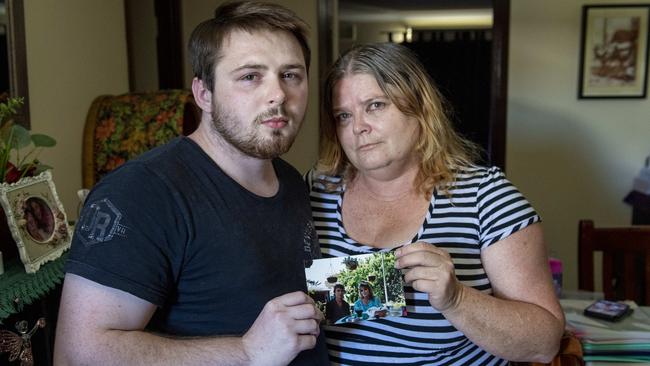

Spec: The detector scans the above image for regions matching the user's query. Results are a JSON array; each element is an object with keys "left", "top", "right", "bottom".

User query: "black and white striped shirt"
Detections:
[{"left": 307, "top": 166, "right": 540, "bottom": 365}]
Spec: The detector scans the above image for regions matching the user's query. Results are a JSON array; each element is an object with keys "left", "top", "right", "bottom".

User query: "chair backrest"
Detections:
[
  {"left": 578, "top": 220, "right": 650, "bottom": 305},
  {"left": 82, "top": 89, "right": 199, "bottom": 188}
]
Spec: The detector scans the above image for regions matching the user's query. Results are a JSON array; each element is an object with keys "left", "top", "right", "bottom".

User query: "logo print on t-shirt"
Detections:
[
  {"left": 77, "top": 198, "right": 128, "bottom": 246},
  {"left": 303, "top": 220, "right": 320, "bottom": 268}
]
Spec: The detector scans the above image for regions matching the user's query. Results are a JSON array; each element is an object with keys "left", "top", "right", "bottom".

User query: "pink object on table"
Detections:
[{"left": 549, "top": 257, "right": 563, "bottom": 297}]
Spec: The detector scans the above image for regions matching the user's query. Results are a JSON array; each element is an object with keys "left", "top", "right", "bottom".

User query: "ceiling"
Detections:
[
  {"left": 338, "top": 0, "right": 494, "bottom": 28},
  {"left": 339, "top": 0, "right": 493, "bottom": 12}
]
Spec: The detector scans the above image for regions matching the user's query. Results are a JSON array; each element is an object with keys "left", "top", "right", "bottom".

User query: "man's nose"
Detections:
[{"left": 267, "top": 77, "right": 286, "bottom": 106}]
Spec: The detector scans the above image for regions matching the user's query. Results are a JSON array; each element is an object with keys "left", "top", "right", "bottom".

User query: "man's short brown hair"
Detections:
[{"left": 189, "top": 1, "right": 311, "bottom": 91}]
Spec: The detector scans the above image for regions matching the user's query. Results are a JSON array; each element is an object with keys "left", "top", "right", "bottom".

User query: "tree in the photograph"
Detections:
[{"left": 336, "top": 253, "right": 404, "bottom": 305}]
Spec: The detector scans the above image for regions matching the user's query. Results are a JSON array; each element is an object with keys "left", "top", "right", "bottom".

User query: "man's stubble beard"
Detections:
[{"left": 210, "top": 100, "right": 302, "bottom": 159}]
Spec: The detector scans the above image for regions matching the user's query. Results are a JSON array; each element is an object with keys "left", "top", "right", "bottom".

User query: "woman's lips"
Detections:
[{"left": 358, "top": 142, "right": 380, "bottom": 151}]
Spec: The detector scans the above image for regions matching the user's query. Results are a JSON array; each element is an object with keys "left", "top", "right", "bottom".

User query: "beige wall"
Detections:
[
  {"left": 181, "top": 0, "right": 320, "bottom": 173},
  {"left": 21, "top": 1, "right": 650, "bottom": 291},
  {"left": 509, "top": 0, "right": 650, "bottom": 291},
  {"left": 24, "top": 0, "right": 129, "bottom": 219}
]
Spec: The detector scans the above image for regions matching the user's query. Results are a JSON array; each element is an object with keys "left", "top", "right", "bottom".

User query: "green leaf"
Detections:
[
  {"left": 0, "top": 121, "right": 14, "bottom": 145},
  {"left": 8, "top": 124, "right": 31, "bottom": 149},
  {"left": 31, "top": 134, "right": 56, "bottom": 147}
]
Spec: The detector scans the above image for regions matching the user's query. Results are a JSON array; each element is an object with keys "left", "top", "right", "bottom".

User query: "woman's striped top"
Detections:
[{"left": 306, "top": 166, "right": 541, "bottom": 365}]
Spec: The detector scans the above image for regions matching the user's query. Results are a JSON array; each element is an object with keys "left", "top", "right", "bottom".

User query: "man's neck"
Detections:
[{"left": 189, "top": 122, "right": 279, "bottom": 197}]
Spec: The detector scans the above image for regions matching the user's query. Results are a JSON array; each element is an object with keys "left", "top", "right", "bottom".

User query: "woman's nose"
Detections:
[{"left": 352, "top": 114, "right": 370, "bottom": 135}]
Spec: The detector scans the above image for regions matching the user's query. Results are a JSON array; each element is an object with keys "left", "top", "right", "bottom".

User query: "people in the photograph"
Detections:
[
  {"left": 306, "top": 42, "right": 564, "bottom": 364},
  {"left": 353, "top": 282, "right": 381, "bottom": 313},
  {"left": 54, "top": 2, "right": 328, "bottom": 365},
  {"left": 325, "top": 284, "right": 350, "bottom": 324},
  {"left": 23, "top": 198, "right": 54, "bottom": 242}
]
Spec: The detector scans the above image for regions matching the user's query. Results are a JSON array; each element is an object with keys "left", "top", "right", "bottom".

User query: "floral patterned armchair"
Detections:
[{"left": 82, "top": 89, "right": 199, "bottom": 188}]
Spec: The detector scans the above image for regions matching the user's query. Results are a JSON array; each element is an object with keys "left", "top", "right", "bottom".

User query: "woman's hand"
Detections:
[{"left": 394, "top": 242, "right": 463, "bottom": 312}]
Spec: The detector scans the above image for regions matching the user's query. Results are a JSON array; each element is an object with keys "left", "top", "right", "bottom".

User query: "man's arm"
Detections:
[{"left": 54, "top": 274, "right": 321, "bottom": 366}]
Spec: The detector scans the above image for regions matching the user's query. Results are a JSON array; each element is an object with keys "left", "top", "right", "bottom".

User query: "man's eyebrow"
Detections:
[
  {"left": 230, "top": 64, "right": 268, "bottom": 74},
  {"left": 282, "top": 64, "right": 306, "bottom": 71}
]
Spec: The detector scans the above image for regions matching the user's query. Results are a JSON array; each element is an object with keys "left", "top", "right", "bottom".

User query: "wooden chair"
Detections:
[
  {"left": 82, "top": 89, "right": 199, "bottom": 188},
  {"left": 578, "top": 219, "right": 650, "bottom": 305}
]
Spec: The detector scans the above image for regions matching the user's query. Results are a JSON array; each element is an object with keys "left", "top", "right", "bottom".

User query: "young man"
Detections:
[
  {"left": 325, "top": 284, "right": 350, "bottom": 324},
  {"left": 54, "top": 2, "right": 328, "bottom": 365}
]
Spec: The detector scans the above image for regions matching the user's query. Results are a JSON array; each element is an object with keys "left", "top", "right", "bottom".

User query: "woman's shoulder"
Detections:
[
  {"left": 453, "top": 165, "right": 504, "bottom": 180},
  {"left": 305, "top": 169, "right": 344, "bottom": 193},
  {"left": 447, "top": 165, "right": 509, "bottom": 191}
]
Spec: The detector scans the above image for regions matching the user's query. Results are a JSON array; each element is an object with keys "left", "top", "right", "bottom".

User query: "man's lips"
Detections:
[{"left": 262, "top": 117, "right": 288, "bottom": 129}]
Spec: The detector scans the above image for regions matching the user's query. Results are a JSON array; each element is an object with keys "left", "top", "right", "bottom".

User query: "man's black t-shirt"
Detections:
[{"left": 66, "top": 137, "right": 327, "bottom": 364}]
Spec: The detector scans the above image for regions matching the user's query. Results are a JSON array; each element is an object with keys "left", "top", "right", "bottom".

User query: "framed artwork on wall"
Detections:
[
  {"left": 578, "top": 4, "right": 650, "bottom": 99},
  {"left": 0, "top": 171, "right": 71, "bottom": 273}
]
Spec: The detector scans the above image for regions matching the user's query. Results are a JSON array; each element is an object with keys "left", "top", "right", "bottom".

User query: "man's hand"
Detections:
[
  {"left": 395, "top": 242, "right": 464, "bottom": 312},
  {"left": 242, "top": 291, "right": 322, "bottom": 366}
]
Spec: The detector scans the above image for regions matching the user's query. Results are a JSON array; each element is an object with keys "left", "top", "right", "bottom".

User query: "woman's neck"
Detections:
[{"left": 352, "top": 164, "right": 420, "bottom": 202}]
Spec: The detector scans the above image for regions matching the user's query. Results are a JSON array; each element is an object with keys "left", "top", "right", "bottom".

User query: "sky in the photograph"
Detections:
[{"left": 305, "top": 253, "right": 374, "bottom": 291}]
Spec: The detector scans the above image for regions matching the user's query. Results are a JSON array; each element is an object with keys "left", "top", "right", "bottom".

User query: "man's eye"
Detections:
[
  {"left": 283, "top": 72, "right": 301, "bottom": 80},
  {"left": 241, "top": 74, "right": 258, "bottom": 81}
]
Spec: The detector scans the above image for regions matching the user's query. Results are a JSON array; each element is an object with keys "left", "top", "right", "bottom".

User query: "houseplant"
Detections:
[
  {"left": 0, "top": 95, "right": 56, "bottom": 262},
  {"left": 0, "top": 95, "right": 56, "bottom": 183},
  {"left": 342, "top": 256, "right": 359, "bottom": 270}
]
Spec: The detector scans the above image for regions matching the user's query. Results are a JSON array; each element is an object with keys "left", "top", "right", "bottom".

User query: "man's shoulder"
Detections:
[
  {"left": 99, "top": 137, "right": 197, "bottom": 186},
  {"left": 273, "top": 158, "right": 302, "bottom": 179}
]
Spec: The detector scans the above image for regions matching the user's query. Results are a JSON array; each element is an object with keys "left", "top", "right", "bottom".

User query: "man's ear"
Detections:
[{"left": 192, "top": 77, "right": 213, "bottom": 113}]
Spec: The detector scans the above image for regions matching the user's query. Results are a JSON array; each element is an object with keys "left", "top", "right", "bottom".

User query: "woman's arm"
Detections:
[{"left": 395, "top": 223, "right": 565, "bottom": 363}]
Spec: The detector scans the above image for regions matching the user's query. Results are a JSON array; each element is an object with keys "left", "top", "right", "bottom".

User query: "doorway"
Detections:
[{"left": 319, "top": 0, "right": 509, "bottom": 169}]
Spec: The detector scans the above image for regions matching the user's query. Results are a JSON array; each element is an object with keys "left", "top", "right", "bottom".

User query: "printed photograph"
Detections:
[
  {"left": 22, "top": 196, "right": 55, "bottom": 242},
  {"left": 305, "top": 252, "right": 405, "bottom": 325},
  {"left": 579, "top": 5, "right": 649, "bottom": 98}
]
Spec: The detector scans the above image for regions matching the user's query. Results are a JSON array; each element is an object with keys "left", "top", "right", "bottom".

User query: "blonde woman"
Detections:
[{"left": 306, "top": 43, "right": 564, "bottom": 365}]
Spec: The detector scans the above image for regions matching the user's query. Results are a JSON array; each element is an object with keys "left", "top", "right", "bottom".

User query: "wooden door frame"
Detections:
[
  {"left": 489, "top": 0, "right": 508, "bottom": 170},
  {"left": 125, "top": 0, "right": 184, "bottom": 91}
]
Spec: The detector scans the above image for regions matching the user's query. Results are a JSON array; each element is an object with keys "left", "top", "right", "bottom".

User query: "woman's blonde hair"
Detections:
[{"left": 318, "top": 43, "right": 480, "bottom": 196}]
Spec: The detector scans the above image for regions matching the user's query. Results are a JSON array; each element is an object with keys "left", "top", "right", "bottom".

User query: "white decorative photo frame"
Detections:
[{"left": 0, "top": 171, "right": 71, "bottom": 273}]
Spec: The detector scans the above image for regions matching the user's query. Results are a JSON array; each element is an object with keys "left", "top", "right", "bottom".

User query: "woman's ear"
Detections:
[{"left": 192, "top": 77, "right": 213, "bottom": 113}]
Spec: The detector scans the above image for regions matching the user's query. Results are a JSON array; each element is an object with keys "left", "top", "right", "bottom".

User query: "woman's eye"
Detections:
[
  {"left": 335, "top": 113, "right": 351, "bottom": 123},
  {"left": 368, "top": 101, "right": 385, "bottom": 111}
]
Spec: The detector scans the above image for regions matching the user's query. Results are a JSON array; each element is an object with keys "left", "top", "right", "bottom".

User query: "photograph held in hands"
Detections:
[{"left": 305, "top": 252, "right": 405, "bottom": 325}]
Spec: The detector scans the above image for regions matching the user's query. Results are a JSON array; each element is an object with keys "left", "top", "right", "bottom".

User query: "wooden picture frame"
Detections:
[
  {"left": 0, "top": 171, "right": 71, "bottom": 273},
  {"left": 578, "top": 4, "right": 650, "bottom": 98}
]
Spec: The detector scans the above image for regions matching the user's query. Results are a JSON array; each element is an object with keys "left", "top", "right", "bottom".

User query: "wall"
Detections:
[
  {"left": 20, "top": 1, "right": 650, "bottom": 292},
  {"left": 181, "top": 0, "right": 320, "bottom": 173},
  {"left": 24, "top": 0, "right": 129, "bottom": 219},
  {"left": 509, "top": 0, "right": 650, "bottom": 291}
]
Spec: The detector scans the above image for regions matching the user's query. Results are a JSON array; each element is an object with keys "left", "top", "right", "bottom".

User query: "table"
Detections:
[
  {"left": 0, "top": 252, "right": 67, "bottom": 321},
  {"left": 0, "top": 253, "right": 67, "bottom": 365},
  {"left": 561, "top": 298, "right": 650, "bottom": 365}
]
